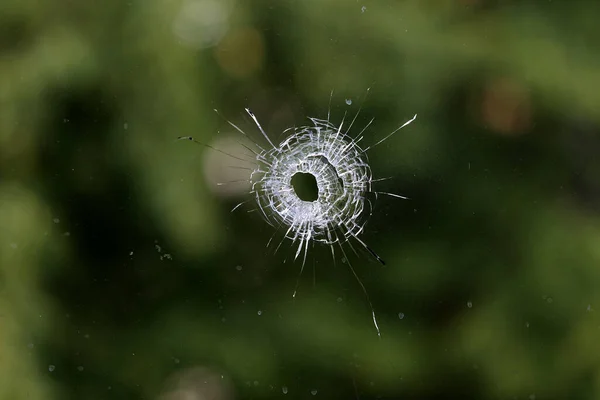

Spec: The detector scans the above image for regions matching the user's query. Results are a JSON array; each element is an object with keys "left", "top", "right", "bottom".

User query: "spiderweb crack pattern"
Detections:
[
  {"left": 183, "top": 96, "right": 416, "bottom": 337},
  {"left": 253, "top": 117, "right": 373, "bottom": 255},
  {"left": 244, "top": 105, "right": 415, "bottom": 337}
]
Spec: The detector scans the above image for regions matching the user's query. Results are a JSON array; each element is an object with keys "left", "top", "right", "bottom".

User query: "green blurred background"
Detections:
[{"left": 2, "top": 0, "right": 600, "bottom": 399}]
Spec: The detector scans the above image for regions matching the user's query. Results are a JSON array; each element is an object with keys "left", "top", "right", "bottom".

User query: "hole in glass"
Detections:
[{"left": 291, "top": 172, "right": 318, "bottom": 202}]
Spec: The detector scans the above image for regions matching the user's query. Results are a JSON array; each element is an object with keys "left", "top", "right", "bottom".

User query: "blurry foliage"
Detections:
[{"left": 1, "top": 0, "right": 600, "bottom": 399}]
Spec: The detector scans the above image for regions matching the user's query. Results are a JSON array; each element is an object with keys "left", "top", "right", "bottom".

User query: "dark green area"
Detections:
[{"left": 1, "top": 1, "right": 600, "bottom": 399}]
